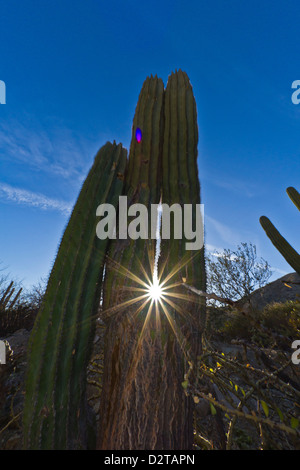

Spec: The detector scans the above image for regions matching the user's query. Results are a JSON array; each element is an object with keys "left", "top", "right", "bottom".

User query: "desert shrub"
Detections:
[
  {"left": 0, "top": 303, "right": 38, "bottom": 336},
  {"left": 262, "top": 300, "right": 300, "bottom": 340},
  {"left": 216, "top": 300, "right": 300, "bottom": 348},
  {"left": 221, "top": 310, "right": 254, "bottom": 341},
  {"left": 0, "top": 276, "right": 44, "bottom": 336},
  {"left": 206, "top": 242, "right": 272, "bottom": 303}
]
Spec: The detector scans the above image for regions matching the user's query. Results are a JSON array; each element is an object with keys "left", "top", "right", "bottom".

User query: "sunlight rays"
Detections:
[{"left": 100, "top": 242, "right": 201, "bottom": 365}]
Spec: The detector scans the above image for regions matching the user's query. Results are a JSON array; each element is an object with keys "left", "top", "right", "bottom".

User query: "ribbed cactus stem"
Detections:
[
  {"left": 260, "top": 186, "right": 300, "bottom": 276},
  {"left": 97, "top": 75, "right": 165, "bottom": 449},
  {"left": 287, "top": 186, "right": 300, "bottom": 211},
  {"left": 102, "top": 75, "right": 164, "bottom": 312},
  {"left": 162, "top": 69, "right": 206, "bottom": 326},
  {"left": 23, "top": 141, "right": 127, "bottom": 449},
  {"left": 157, "top": 70, "right": 206, "bottom": 447},
  {"left": 260, "top": 215, "right": 300, "bottom": 276}
]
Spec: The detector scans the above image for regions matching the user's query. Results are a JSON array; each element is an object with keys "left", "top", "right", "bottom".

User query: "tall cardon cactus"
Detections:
[
  {"left": 23, "top": 142, "right": 127, "bottom": 449},
  {"left": 23, "top": 70, "right": 206, "bottom": 451},
  {"left": 97, "top": 71, "right": 205, "bottom": 450}
]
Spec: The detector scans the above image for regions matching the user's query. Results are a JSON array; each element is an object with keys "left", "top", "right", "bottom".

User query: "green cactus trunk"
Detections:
[
  {"left": 23, "top": 70, "right": 206, "bottom": 450},
  {"left": 161, "top": 70, "right": 206, "bottom": 316},
  {"left": 158, "top": 69, "right": 206, "bottom": 446},
  {"left": 97, "top": 71, "right": 206, "bottom": 450},
  {"left": 23, "top": 141, "right": 127, "bottom": 449},
  {"left": 97, "top": 75, "right": 165, "bottom": 449},
  {"left": 260, "top": 186, "right": 300, "bottom": 276}
]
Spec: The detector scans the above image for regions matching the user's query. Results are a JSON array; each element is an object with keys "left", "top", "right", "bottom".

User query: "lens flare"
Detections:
[
  {"left": 135, "top": 128, "right": 142, "bottom": 143},
  {"left": 147, "top": 276, "right": 162, "bottom": 301}
]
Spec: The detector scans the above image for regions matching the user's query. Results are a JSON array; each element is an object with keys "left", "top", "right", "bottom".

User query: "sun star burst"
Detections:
[{"left": 146, "top": 276, "right": 163, "bottom": 302}]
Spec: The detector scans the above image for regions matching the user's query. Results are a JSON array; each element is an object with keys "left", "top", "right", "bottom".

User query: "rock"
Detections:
[
  {"left": 0, "top": 329, "right": 29, "bottom": 450},
  {"left": 248, "top": 272, "right": 300, "bottom": 311},
  {"left": 2, "top": 329, "right": 30, "bottom": 357}
]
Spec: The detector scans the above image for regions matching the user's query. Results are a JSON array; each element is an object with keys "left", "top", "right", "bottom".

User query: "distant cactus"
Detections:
[
  {"left": 260, "top": 186, "right": 300, "bottom": 276},
  {"left": 0, "top": 281, "right": 23, "bottom": 334},
  {"left": 0, "top": 281, "right": 22, "bottom": 311},
  {"left": 287, "top": 186, "right": 300, "bottom": 211},
  {"left": 23, "top": 142, "right": 127, "bottom": 449}
]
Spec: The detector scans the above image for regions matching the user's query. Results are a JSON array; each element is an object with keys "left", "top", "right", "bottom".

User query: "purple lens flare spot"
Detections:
[{"left": 135, "top": 128, "right": 142, "bottom": 143}]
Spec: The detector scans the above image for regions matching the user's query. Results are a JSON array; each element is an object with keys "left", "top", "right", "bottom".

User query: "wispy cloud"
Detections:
[
  {"left": 0, "top": 182, "right": 72, "bottom": 215},
  {"left": 0, "top": 116, "right": 97, "bottom": 181},
  {"left": 205, "top": 215, "right": 242, "bottom": 247},
  {"left": 271, "top": 267, "right": 290, "bottom": 276},
  {"left": 202, "top": 172, "right": 258, "bottom": 198}
]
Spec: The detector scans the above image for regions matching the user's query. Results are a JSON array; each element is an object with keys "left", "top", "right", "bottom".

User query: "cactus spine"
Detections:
[
  {"left": 23, "top": 142, "right": 127, "bottom": 449},
  {"left": 260, "top": 186, "right": 300, "bottom": 275}
]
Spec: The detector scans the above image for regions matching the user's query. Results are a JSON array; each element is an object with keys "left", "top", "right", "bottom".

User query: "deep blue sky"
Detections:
[{"left": 0, "top": 0, "right": 299, "bottom": 289}]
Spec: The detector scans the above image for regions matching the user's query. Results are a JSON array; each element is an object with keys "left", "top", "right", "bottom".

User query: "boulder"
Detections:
[{"left": 248, "top": 272, "right": 300, "bottom": 311}]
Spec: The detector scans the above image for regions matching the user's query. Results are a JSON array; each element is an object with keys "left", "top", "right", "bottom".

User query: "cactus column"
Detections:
[
  {"left": 97, "top": 75, "right": 165, "bottom": 449},
  {"left": 23, "top": 142, "right": 127, "bottom": 449},
  {"left": 159, "top": 70, "right": 206, "bottom": 448},
  {"left": 97, "top": 71, "right": 206, "bottom": 450}
]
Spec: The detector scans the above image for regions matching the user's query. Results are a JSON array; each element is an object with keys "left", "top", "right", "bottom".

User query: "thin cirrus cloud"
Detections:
[
  {"left": 202, "top": 171, "right": 258, "bottom": 198},
  {"left": 205, "top": 214, "right": 243, "bottom": 247},
  {"left": 0, "top": 118, "right": 96, "bottom": 181},
  {"left": 0, "top": 182, "right": 73, "bottom": 215},
  {"left": 0, "top": 117, "right": 103, "bottom": 214}
]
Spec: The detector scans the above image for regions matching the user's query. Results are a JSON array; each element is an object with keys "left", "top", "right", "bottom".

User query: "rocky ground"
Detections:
[
  {"left": 0, "top": 329, "right": 29, "bottom": 449},
  {"left": 1, "top": 322, "right": 299, "bottom": 450},
  {"left": 0, "top": 273, "right": 299, "bottom": 450},
  {"left": 0, "top": 320, "right": 105, "bottom": 450}
]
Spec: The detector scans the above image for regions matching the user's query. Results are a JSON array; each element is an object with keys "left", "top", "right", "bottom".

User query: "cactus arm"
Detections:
[
  {"left": 287, "top": 186, "right": 300, "bottom": 211},
  {"left": 260, "top": 215, "right": 300, "bottom": 276},
  {"left": 23, "top": 142, "right": 127, "bottom": 449}
]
